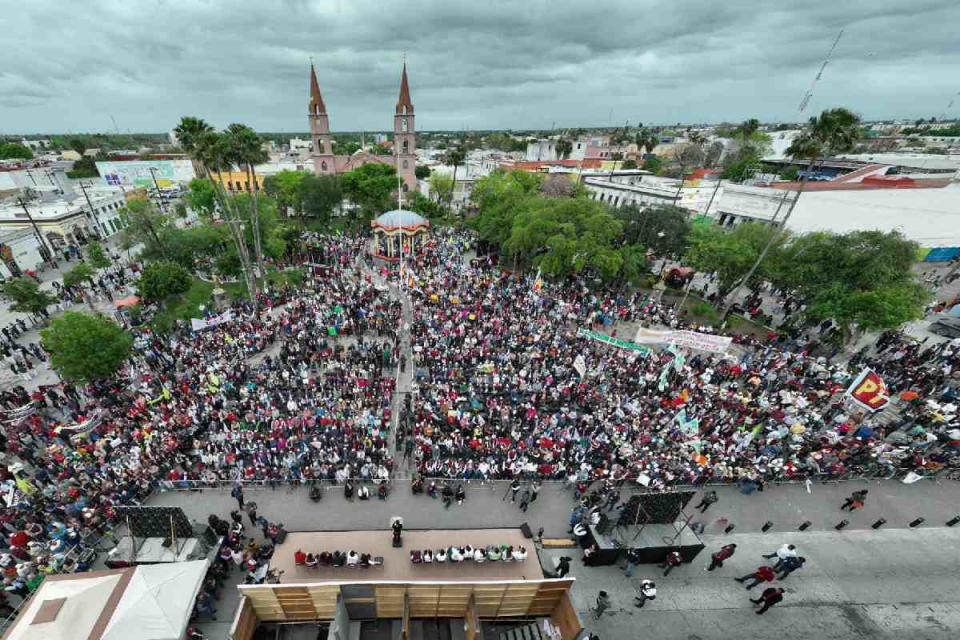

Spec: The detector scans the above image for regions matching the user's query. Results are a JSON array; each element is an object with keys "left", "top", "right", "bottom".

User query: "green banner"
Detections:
[{"left": 577, "top": 328, "right": 651, "bottom": 355}]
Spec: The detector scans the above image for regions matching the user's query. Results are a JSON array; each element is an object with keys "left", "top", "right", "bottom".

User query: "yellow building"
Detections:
[{"left": 210, "top": 170, "right": 266, "bottom": 194}]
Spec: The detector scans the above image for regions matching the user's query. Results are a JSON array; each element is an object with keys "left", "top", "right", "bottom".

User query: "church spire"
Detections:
[
  {"left": 309, "top": 63, "right": 326, "bottom": 115},
  {"left": 396, "top": 62, "right": 413, "bottom": 114}
]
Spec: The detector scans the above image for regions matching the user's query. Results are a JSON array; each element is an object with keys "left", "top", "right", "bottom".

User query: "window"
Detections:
[
  {"left": 402, "top": 140, "right": 409, "bottom": 154},
  {"left": 234, "top": 181, "right": 242, "bottom": 191},
  {"left": 401, "top": 118, "right": 408, "bottom": 132},
  {"left": 321, "top": 161, "right": 327, "bottom": 171}
]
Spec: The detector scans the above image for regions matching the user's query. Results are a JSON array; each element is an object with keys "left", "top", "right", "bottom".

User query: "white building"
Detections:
[
  {"left": 0, "top": 228, "right": 45, "bottom": 277},
  {"left": 583, "top": 173, "right": 717, "bottom": 214},
  {"left": 289, "top": 137, "right": 313, "bottom": 154},
  {"left": 525, "top": 140, "right": 558, "bottom": 161}
]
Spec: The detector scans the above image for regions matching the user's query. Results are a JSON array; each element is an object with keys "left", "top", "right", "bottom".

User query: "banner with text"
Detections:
[
  {"left": 845, "top": 368, "right": 890, "bottom": 412},
  {"left": 577, "top": 328, "right": 651, "bottom": 355},
  {"left": 634, "top": 327, "right": 733, "bottom": 354}
]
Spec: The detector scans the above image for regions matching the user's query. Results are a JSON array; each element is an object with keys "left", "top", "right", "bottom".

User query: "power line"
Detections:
[{"left": 798, "top": 28, "right": 844, "bottom": 113}]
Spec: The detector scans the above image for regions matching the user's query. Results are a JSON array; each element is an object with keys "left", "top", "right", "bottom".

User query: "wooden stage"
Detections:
[{"left": 270, "top": 528, "right": 543, "bottom": 584}]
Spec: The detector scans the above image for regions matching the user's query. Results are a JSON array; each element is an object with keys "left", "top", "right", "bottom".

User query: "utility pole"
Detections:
[
  {"left": 148, "top": 167, "right": 166, "bottom": 212},
  {"left": 17, "top": 197, "right": 58, "bottom": 268},
  {"left": 77, "top": 181, "right": 105, "bottom": 239}
]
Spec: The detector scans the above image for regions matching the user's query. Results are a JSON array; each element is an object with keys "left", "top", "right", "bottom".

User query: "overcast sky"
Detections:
[{"left": 2, "top": 0, "right": 959, "bottom": 134}]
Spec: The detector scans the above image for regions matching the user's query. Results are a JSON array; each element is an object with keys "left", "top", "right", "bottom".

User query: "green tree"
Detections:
[
  {"left": 704, "top": 141, "right": 724, "bottom": 168},
  {"left": 119, "top": 198, "right": 170, "bottom": 255},
  {"left": 137, "top": 260, "right": 191, "bottom": 302},
  {"left": 0, "top": 143, "right": 33, "bottom": 160},
  {"left": 63, "top": 263, "right": 95, "bottom": 288},
  {"left": 297, "top": 173, "right": 343, "bottom": 225},
  {"left": 723, "top": 107, "right": 862, "bottom": 318},
  {"left": 643, "top": 156, "right": 663, "bottom": 175},
  {"left": 68, "top": 138, "right": 88, "bottom": 154},
  {"left": 66, "top": 156, "right": 99, "bottom": 179},
  {"left": 408, "top": 192, "right": 447, "bottom": 220},
  {"left": 0, "top": 278, "right": 56, "bottom": 317},
  {"left": 635, "top": 129, "right": 659, "bottom": 155},
  {"left": 41, "top": 312, "right": 132, "bottom": 383},
  {"left": 770, "top": 230, "right": 929, "bottom": 336},
  {"left": 470, "top": 170, "right": 543, "bottom": 247},
  {"left": 186, "top": 178, "right": 218, "bottom": 216},
  {"left": 225, "top": 123, "right": 269, "bottom": 274},
  {"left": 428, "top": 173, "right": 454, "bottom": 203},
  {"left": 685, "top": 222, "right": 784, "bottom": 295},
  {"left": 444, "top": 147, "right": 466, "bottom": 208},
  {"left": 263, "top": 170, "right": 310, "bottom": 216},
  {"left": 621, "top": 159, "right": 637, "bottom": 170},
  {"left": 414, "top": 165, "right": 431, "bottom": 180},
  {"left": 86, "top": 241, "right": 111, "bottom": 269},
  {"left": 615, "top": 204, "right": 691, "bottom": 257},
  {"left": 556, "top": 139, "right": 573, "bottom": 159},
  {"left": 342, "top": 163, "right": 397, "bottom": 220}
]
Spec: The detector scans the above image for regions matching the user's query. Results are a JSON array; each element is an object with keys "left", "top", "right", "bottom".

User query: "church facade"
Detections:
[{"left": 308, "top": 63, "right": 418, "bottom": 192}]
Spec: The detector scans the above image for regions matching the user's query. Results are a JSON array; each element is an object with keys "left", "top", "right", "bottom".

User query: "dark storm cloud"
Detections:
[{"left": 1, "top": 0, "right": 958, "bottom": 133}]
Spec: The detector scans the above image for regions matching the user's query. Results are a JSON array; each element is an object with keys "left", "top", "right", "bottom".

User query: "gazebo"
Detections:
[{"left": 370, "top": 209, "right": 430, "bottom": 261}]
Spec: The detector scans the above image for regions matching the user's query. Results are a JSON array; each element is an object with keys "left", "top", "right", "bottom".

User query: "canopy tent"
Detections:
[
  {"left": 114, "top": 295, "right": 140, "bottom": 309},
  {"left": 3, "top": 561, "right": 208, "bottom": 640}
]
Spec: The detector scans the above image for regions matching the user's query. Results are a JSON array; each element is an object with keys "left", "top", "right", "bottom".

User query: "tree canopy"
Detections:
[
  {"left": 616, "top": 204, "right": 691, "bottom": 257},
  {"left": 297, "top": 173, "right": 343, "bottom": 223},
  {"left": 137, "top": 260, "right": 192, "bottom": 302},
  {"left": 86, "top": 241, "right": 111, "bottom": 269},
  {"left": 0, "top": 142, "right": 33, "bottom": 160},
  {"left": 342, "top": 163, "right": 397, "bottom": 220},
  {"left": 63, "top": 263, "right": 95, "bottom": 288},
  {"left": 186, "top": 178, "right": 218, "bottom": 216},
  {"left": 41, "top": 312, "right": 132, "bottom": 383},
  {"left": 684, "top": 222, "right": 784, "bottom": 294},
  {"left": 0, "top": 278, "right": 56, "bottom": 317}
]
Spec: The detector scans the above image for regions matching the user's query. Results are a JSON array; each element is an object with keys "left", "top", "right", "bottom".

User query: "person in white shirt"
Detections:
[
  {"left": 449, "top": 547, "right": 464, "bottom": 562},
  {"left": 763, "top": 544, "right": 797, "bottom": 569},
  {"left": 635, "top": 580, "right": 657, "bottom": 608},
  {"left": 512, "top": 546, "right": 527, "bottom": 562},
  {"left": 346, "top": 551, "right": 359, "bottom": 566},
  {"left": 473, "top": 548, "right": 486, "bottom": 563},
  {"left": 436, "top": 548, "right": 447, "bottom": 562}
]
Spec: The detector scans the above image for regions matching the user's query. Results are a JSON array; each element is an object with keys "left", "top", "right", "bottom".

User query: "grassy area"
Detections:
[
  {"left": 673, "top": 293, "right": 771, "bottom": 339},
  {"left": 150, "top": 278, "right": 214, "bottom": 333},
  {"left": 220, "top": 267, "right": 304, "bottom": 301}
]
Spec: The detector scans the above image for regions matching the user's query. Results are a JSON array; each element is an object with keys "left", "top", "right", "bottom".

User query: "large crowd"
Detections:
[{"left": 0, "top": 229, "right": 958, "bottom": 613}]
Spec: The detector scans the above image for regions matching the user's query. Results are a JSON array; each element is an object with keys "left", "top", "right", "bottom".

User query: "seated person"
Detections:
[
  {"left": 422, "top": 549, "right": 434, "bottom": 563},
  {"left": 411, "top": 477, "right": 424, "bottom": 494},
  {"left": 331, "top": 551, "right": 346, "bottom": 567},
  {"left": 487, "top": 545, "right": 502, "bottom": 561},
  {"left": 309, "top": 484, "right": 323, "bottom": 501},
  {"left": 448, "top": 546, "right": 464, "bottom": 562},
  {"left": 410, "top": 550, "right": 423, "bottom": 564},
  {"left": 344, "top": 480, "right": 354, "bottom": 500},
  {"left": 463, "top": 545, "right": 474, "bottom": 559},
  {"left": 473, "top": 547, "right": 486, "bottom": 563},
  {"left": 512, "top": 546, "right": 528, "bottom": 562},
  {"left": 502, "top": 545, "right": 514, "bottom": 562},
  {"left": 346, "top": 551, "right": 360, "bottom": 566},
  {"left": 319, "top": 551, "right": 332, "bottom": 566},
  {"left": 435, "top": 548, "right": 447, "bottom": 563},
  {"left": 359, "top": 553, "right": 371, "bottom": 567},
  {"left": 378, "top": 483, "right": 388, "bottom": 500},
  {"left": 357, "top": 485, "right": 370, "bottom": 500},
  {"left": 427, "top": 482, "right": 437, "bottom": 498},
  {"left": 294, "top": 549, "right": 307, "bottom": 566},
  {"left": 305, "top": 553, "right": 318, "bottom": 568}
]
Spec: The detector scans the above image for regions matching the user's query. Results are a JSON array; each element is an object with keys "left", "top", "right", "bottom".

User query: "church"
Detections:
[{"left": 308, "top": 62, "right": 418, "bottom": 192}]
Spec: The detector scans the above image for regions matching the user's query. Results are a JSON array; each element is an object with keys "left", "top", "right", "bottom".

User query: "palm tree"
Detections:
[
  {"left": 556, "top": 138, "right": 573, "bottom": 160},
  {"left": 173, "top": 117, "right": 213, "bottom": 175},
  {"left": 193, "top": 130, "right": 259, "bottom": 306},
  {"left": 635, "top": 129, "right": 659, "bottom": 156},
  {"left": 721, "top": 107, "right": 861, "bottom": 320},
  {"left": 445, "top": 147, "right": 466, "bottom": 211},
  {"left": 226, "top": 124, "right": 268, "bottom": 276}
]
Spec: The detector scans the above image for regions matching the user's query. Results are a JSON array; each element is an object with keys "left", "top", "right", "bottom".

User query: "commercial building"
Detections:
[{"left": 0, "top": 228, "right": 45, "bottom": 277}]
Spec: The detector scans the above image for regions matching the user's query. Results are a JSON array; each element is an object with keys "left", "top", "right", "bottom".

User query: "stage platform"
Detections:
[
  {"left": 271, "top": 528, "right": 543, "bottom": 584},
  {"left": 585, "top": 523, "right": 705, "bottom": 565}
]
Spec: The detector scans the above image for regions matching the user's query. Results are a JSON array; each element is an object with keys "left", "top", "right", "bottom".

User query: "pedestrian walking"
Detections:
[
  {"left": 591, "top": 591, "right": 611, "bottom": 619},
  {"left": 693, "top": 490, "right": 718, "bottom": 513},
  {"left": 518, "top": 487, "right": 532, "bottom": 512},
  {"left": 555, "top": 556, "right": 572, "bottom": 578},
  {"left": 776, "top": 556, "right": 806, "bottom": 580},
  {"left": 734, "top": 565, "right": 776, "bottom": 589},
  {"left": 530, "top": 480, "right": 542, "bottom": 504},
  {"left": 762, "top": 543, "right": 797, "bottom": 569},
  {"left": 751, "top": 587, "right": 785, "bottom": 614},
  {"left": 841, "top": 489, "right": 868, "bottom": 511},
  {"left": 245, "top": 502, "right": 258, "bottom": 526},
  {"left": 231, "top": 484, "right": 245, "bottom": 510},
  {"left": 706, "top": 543, "right": 737, "bottom": 571},
  {"left": 623, "top": 548, "right": 642, "bottom": 577},
  {"left": 660, "top": 550, "right": 682, "bottom": 577},
  {"left": 634, "top": 580, "right": 656, "bottom": 608}
]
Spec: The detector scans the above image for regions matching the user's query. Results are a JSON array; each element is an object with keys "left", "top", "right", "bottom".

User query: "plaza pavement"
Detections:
[{"left": 151, "top": 477, "right": 960, "bottom": 639}]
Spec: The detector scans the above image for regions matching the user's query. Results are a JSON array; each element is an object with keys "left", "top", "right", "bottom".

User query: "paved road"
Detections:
[{"left": 549, "top": 526, "right": 960, "bottom": 640}]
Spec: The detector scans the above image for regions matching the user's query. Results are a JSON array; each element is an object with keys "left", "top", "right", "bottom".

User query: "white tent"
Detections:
[
  {"left": 102, "top": 561, "right": 208, "bottom": 640},
  {"left": 3, "top": 560, "right": 208, "bottom": 640}
]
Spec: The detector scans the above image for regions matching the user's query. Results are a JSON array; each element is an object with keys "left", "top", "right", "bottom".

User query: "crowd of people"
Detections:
[{"left": 0, "top": 227, "right": 957, "bottom": 621}]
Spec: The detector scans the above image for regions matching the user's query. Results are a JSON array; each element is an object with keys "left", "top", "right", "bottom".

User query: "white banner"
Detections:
[
  {"left": 191, "top": 310, "right": 235, "bottom": 332},
  {"left": 573, "top": 354, "right": 587, "bottom": 378},
  {"left": 634, "top": 327, "right": 733, "bottom": 354}
]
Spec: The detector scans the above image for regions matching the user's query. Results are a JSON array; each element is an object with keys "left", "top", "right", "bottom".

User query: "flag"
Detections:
[
  {"left": 532, "top": 268, "right": 543, "bottom": 293},
  {"left": 845, "top": 368, "right": 890, "bottom": 412},
  {"left": 675, "top": 409, "right": 700, "bottom": 435},
  {"left": 573, "top": 354, "right": 587, "bottom": 378}
]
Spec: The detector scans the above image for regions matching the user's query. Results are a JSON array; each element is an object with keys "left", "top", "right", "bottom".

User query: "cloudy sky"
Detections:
[{"left": 1, "top": 0, "right": 958, "bottom": 134}]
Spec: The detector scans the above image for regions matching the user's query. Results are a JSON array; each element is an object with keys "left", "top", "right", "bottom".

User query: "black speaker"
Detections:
[{"left": 521, "top": 522, "right": 533, "bottom": 539}]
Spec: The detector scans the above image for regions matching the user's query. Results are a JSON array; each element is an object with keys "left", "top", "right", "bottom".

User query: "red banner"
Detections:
[{"left": 845, "top": 368, "right": 890, "bottom": 412}]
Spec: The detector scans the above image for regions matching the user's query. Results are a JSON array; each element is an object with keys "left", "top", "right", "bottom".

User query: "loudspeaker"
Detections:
[{"left": 521, "top": 522, "right": 533, "bottom": 539}]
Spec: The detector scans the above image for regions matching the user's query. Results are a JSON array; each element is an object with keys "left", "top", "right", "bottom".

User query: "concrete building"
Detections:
[
  {"left": 0, "top": 228, "right": 45, "bottom": 277},
  {"left": 308, "top": 62, "right": 418, "bottom": 192},
  {"left": 289, "top": 137, "right": 312, "bottom": 154},
  {"left": 0, "top": 184, "right": 128, "bottom": 254},
  {"left": 525, "top": 139, "right": 558, "bottom": 161},
  {"left": 583, "top": 172, "right": 717, "bottom": 213}
]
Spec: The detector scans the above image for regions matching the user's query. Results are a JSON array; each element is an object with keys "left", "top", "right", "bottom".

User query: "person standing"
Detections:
[
  {"left": 231, "top": 484, "right": 245, "bottom": 510},
  {"left": 509, "top": 479, "right": 521, "bottom": 503},
  {"left": 245, "top": 501, "right": 258, "bottom": 527},
  {"left": 530, "top": 480, "right": 542, "bottom": 505},
  {"left": 660, "top": 550, "right": 682, "bottom": 577},
  {"left": 623, "top": 548, "right": 642, "bottom": 578},
  {"left": 693, "top": 490, "right": 718, "bottom": 513},
  {"left": 841, "top": 489, "right": 868, "bottom": 511},
  {"left": 751, "top": 587, "right": 785, "bottom": 614},
  {"left": 555, "top": 556, "right": 572, "bottom": 578},
  {"left": 734, "top": 565, "right": 776, "bottom": 589},
  {"left": 706, "top": 543, "right": 737, "bottom": 571},
  {"left": 634, "top": 580, "right": 657, "bottom": 608},
  {"left": 592, "top": 591, "right": 611, "bottom": 619}
]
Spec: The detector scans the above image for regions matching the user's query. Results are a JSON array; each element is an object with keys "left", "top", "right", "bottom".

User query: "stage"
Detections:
[
  {"left": 584, "top": 523, "right": 705, "bottom": 566},
  {"left": 270, "top": 528, "right": 544, "bottom": 584}
]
